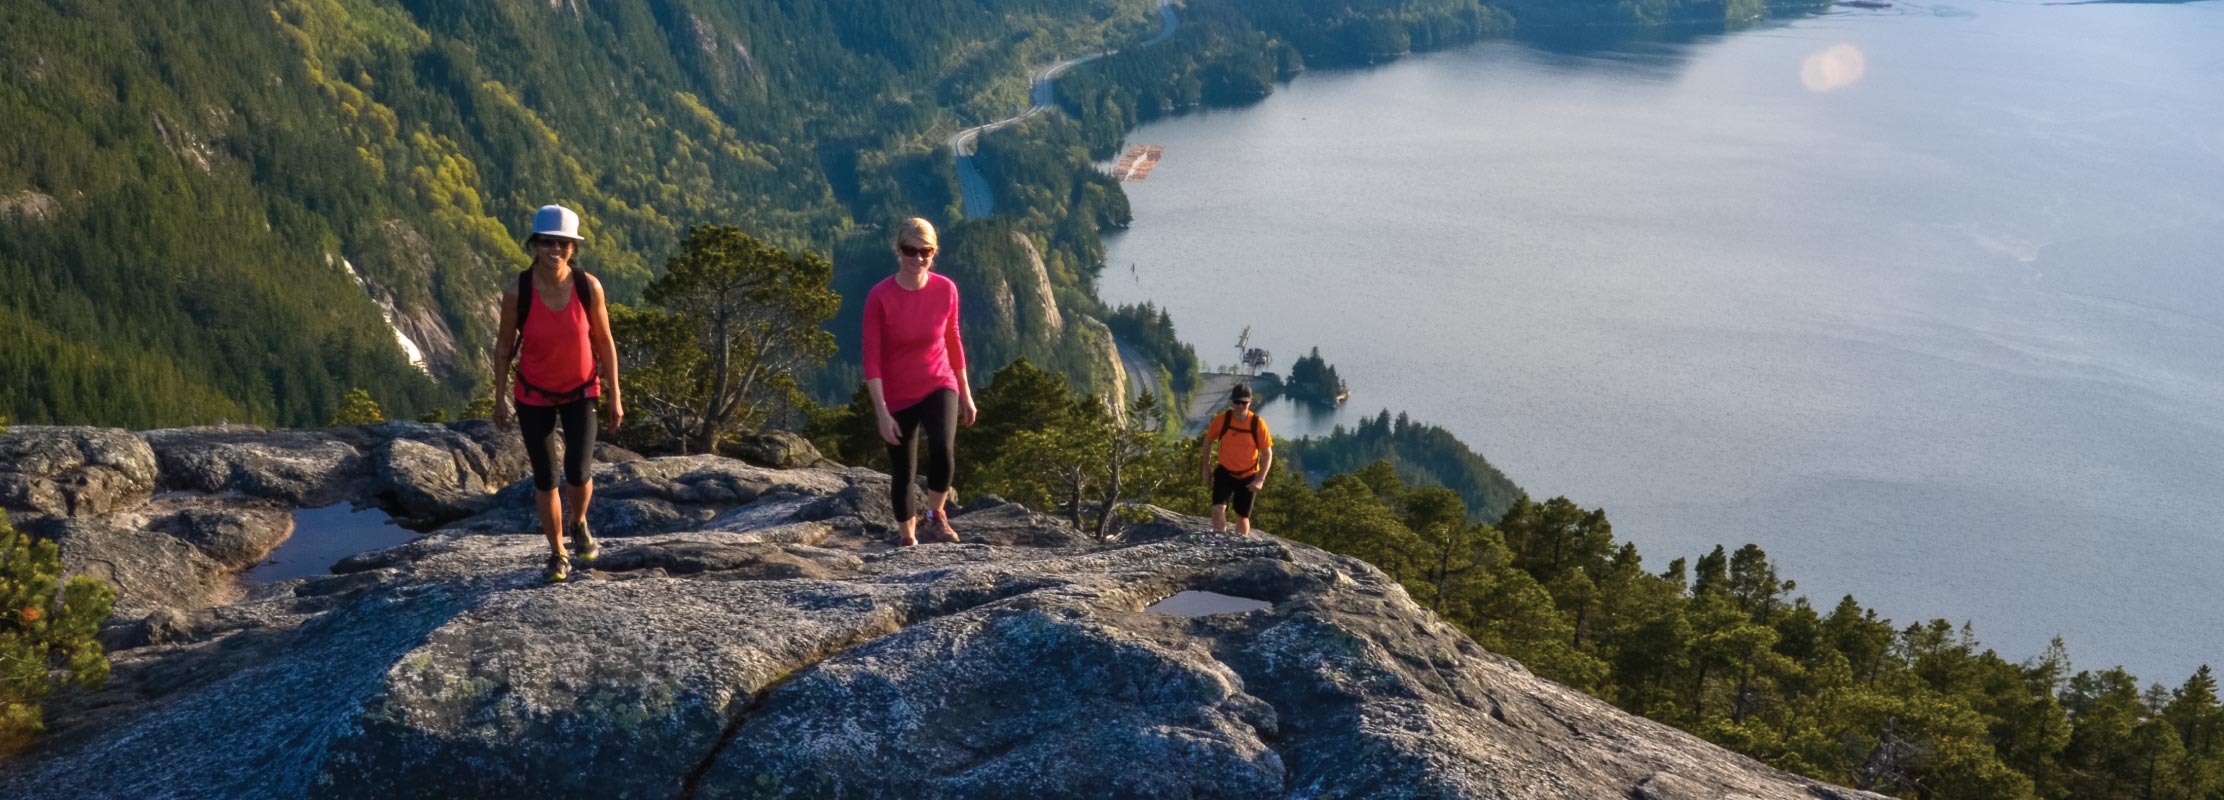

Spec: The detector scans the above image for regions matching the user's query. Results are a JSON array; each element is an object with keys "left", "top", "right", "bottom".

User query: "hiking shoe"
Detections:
[
  {"left": 568, "top": 518, "right": 599, "bottom": 562},
  {"left": 543, "top": 554, "right": 571, "bottom": 583},
  {"left": 923, "top": 509, "right": 961, "bottom": 544}
]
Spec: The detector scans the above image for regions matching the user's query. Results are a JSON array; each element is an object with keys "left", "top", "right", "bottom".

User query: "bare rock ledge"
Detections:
[{"left": 0, "top": 424, "right": 1884, "bottom": 800}]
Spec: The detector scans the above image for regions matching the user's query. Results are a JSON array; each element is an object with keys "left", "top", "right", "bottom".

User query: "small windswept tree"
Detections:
[
  {"left": 328, "top": 388, "right": 384, "bottom": 426},
  {"left": 0, "top": 511, "right": 113, "bottom": 754},
  {"left": 617, "top": 226, "right": 840, "bottom": 453},
  {"left": 1091, "top": 391, "right": 1186, "bottom": 541}
]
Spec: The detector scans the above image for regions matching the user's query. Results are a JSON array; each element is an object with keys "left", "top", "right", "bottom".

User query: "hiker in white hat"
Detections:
[{"left": 492, "top": 204, "right": 623, "bottom": 582}]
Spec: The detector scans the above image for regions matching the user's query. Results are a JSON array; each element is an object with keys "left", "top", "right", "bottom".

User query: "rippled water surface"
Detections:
[{"left": 1100, "top": 0, "right": 2224, "bottom": 680}]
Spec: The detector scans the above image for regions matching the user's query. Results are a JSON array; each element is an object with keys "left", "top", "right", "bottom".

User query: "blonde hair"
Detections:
[{"left": 894, "top": 217, "right": 938, "bottom": 252}]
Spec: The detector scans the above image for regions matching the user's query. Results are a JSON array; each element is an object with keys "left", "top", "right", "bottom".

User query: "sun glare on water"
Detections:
[{"left": 1801, "top": 43, "right": 1868, "bottom": 92}]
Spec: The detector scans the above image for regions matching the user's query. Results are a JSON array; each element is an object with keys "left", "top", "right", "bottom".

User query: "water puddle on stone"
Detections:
[
  {"left": 247, "top": 504, "right": 419, "bottom": 583},
  {"left": 1145, "top": 591, "right": 1272, "bottom": 617}
]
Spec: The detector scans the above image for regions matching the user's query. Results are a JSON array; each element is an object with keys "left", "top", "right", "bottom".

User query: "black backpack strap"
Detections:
[
  {"left": 515, "top": 270, "right": 534, "bottom": 340},
  {"left": 512, "top": 269, "right": 603, "bottom": 406},
  {"left": 573, "top": 269, "right": 597, "bottom": 309},
  {"left": 518, "top": 269, "right": 598, "bottom": 337},
  {"left": 1217, "top": 409, "right": 1266, "bottom": 450}
]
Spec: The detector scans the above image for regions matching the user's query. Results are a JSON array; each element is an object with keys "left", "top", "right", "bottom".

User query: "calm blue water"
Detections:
[
  {"left": 1147, "top": 590, "right": 1274, "bottom": 616},
  {"left": 247, "top": 504, "right": 418, "bottom": 583},
  {"left": 1101, "top": 0, "right": 2224, "bottom": 681}
]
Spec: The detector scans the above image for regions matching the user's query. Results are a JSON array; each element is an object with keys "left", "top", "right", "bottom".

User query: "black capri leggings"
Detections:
[
  {"left": 886, "top": 389, "right": 958, "bottom": 521},
  {"left": 518, "top": 397, "right": 598, "bottom": 491}
]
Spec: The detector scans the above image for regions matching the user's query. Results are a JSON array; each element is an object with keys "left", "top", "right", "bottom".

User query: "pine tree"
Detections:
[
  {"left": 0, "top": 511, "right": 114, "bottom": 754},
  {"left": 625, "top": 226, "right": 841, "bottom": 454},
  {"left": 328, "top": 388, "right": 384, "bottom": 426}
]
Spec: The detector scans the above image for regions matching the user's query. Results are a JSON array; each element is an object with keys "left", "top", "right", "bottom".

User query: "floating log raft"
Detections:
[{"left": 1110, "top": 144, "right": 1165, "bottom": 182}]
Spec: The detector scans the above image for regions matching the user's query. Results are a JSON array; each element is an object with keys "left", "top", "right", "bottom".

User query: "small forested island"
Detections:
[{"left": 1259, "top": 346, "right": 1349, "bottom": 406}]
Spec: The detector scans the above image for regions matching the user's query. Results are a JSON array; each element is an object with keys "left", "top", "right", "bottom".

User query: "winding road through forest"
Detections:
[
  {"left": 952, "top": 0, "right": 1179, "bottom": 220},
  {"left": 950, "top": 0, "right": 1182, "bottom": 407}
]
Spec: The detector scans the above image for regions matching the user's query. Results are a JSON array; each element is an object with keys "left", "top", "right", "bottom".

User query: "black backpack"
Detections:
[
  {"left": 512, "top": 269, "right": 602, "bottom": 404},
  {"left": 1216, "top": 409, "right": 1267, "bottom": 452}
]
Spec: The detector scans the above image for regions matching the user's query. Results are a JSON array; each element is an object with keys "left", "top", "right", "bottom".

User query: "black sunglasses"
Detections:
[{"left": 899, "top": 244, "right": 935, "bottom": 258}]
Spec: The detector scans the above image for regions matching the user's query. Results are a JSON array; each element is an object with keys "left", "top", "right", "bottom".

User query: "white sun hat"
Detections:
[{"left": 529, "top": 204, "right": 585, "bottom": 241}]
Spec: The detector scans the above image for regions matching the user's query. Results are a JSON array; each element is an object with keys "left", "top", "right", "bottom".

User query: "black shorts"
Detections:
[{"left": 1211, "top": 466, "right": 1260, "bottom": 518}]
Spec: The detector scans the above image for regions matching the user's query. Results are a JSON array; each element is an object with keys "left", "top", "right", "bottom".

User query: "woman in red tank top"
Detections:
[{"left": 493, "top": 204, "right": 623, "bottom": 582}]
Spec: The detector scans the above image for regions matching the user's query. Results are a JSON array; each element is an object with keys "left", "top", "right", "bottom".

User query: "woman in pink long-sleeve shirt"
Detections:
[{"left": 863, "top": 217, "right": 977, "bottom": 546}]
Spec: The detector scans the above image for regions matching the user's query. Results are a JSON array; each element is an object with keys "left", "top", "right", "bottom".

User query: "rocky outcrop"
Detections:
[
  {"left": 133, "top": 421, "right": 527, "bottom": 526},
  {"left": 727, "top": 430, "right": 832, "bottom": 470},
  {"left": 137, "top": 425, "right": 370, "bottom": 507},
  {"left": 345, "top": 220, "right": 465, "bottom": 377},
  {"left": 1010, "top": 230, "right": 1065, "bottom": 336},
  {"left": 1082, "top": 316, "right": 1130, "bottom": 424},
  {"left": 0, "top": 425, "right": 1884, "bottom": 800},
  {"left": 0, "top": 421, "right": 522, "bottom": 615},
  {"left": 0, "top": 189, "right": 60, "bottom": 221},
  {"left": 0, "top": 426, "right": 157, "bottom": 518}
]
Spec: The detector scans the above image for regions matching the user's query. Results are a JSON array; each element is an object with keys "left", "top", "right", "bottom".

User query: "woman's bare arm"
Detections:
[
  {"left": 493, "top": 284, "right": 519, "bottom": 429},
  {"left": 584, "top": 274, "right": 623, "bottom": 432}
]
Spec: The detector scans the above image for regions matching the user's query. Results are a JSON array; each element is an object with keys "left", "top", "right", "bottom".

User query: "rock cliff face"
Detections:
[{"left": 0, "top": 425, "right": 1885, "bottom": 800}]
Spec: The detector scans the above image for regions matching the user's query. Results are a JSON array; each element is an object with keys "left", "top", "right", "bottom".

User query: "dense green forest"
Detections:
[
  {"left": 1280, "top": 408, "right": 1523, "bottom": 521},
  {"left": 1104, "top": 302, "right": 1200, "bottom": 396},
  {"left": 0, "top": 0, "right": 1157, "bottom": 427}
]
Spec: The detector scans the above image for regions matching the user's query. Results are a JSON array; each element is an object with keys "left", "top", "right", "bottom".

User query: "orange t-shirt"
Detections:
[{"left": 1207, "top": 410, "right": 1273, "bottom": 476}]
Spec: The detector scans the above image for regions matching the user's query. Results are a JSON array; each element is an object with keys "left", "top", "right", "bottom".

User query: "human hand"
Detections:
[
  {"left": 1248, "top": 476, "right": 1265, "bottom": 492},
  {"left": 604, "top": 396, "right": 624, "bottom": 434},
  {"left": 877, "top": 410, "right": 902, "bottom": 445},
  {"left": 959, "top": 394, "right": 978, "bottom": 427},
  {"left": 493, "top": 400, "right": 512, "bottom": 432}
]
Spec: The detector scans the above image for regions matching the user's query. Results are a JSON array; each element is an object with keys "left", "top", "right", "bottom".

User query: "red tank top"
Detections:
[{"left": 513, "top": 274, "right": 601, "bottom": 407}]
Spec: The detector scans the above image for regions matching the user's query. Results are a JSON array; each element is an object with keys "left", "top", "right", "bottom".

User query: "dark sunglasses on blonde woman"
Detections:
[{"left": 900, "top": 244, "right": 935, "bottom": 257}]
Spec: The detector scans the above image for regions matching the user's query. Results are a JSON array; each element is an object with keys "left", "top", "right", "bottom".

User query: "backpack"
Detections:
[
  {"left": 1216, "top": 409, "right": 1267, "bottom": 452},
  {"left": 512, "top": 269, "right": 602, "bottom": 404}
]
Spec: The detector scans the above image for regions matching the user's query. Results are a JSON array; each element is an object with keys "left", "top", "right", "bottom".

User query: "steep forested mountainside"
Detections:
[{"left": 0, "top": 0, "right": 1151, "bottom": 427}]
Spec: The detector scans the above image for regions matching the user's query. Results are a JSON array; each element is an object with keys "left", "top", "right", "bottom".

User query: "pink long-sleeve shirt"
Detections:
[{"left": 862, "top": 272, "right": 967, "bottom": 412}]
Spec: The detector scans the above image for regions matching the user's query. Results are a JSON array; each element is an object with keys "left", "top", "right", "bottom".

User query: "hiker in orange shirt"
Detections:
[{"left": 1200, "top": 383, "right": 1272, "bottom": 536}]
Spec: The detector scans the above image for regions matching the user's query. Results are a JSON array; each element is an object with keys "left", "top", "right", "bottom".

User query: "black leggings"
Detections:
[
  {"left": 886, "top": 389, "right": 958, "bottom": 521},
  {"left": 519, "top": 397, "right": 598, "bottom": 491}
]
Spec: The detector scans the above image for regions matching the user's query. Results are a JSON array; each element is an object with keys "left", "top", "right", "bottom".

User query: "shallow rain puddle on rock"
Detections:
[
  {"left": 1146, "top": 591, "right": 1272, "bottom": 617},
  {"left": 247, "top": 505, "right": 418, "bottom": 583}
]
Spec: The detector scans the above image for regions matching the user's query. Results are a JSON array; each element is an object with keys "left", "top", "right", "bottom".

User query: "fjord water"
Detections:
[{"left": 1101, "top": 0, "right": 2224, "bottom": 680}]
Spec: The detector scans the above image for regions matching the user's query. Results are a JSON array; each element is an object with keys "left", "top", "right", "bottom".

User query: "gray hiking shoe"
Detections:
[
  {"left": 543, "top": 553, "right": 571, "bottom": 583},
  {"left": 568, "top": 518, "right": 599, "bottom": 562}
]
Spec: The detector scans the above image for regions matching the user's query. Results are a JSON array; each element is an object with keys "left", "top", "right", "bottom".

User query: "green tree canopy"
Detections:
[
  {"left": 0, "top": 512, "right": 114, "bottom": 754},
  {"left": 619, "top": 226, "right": 840, "bottom": 453}
]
